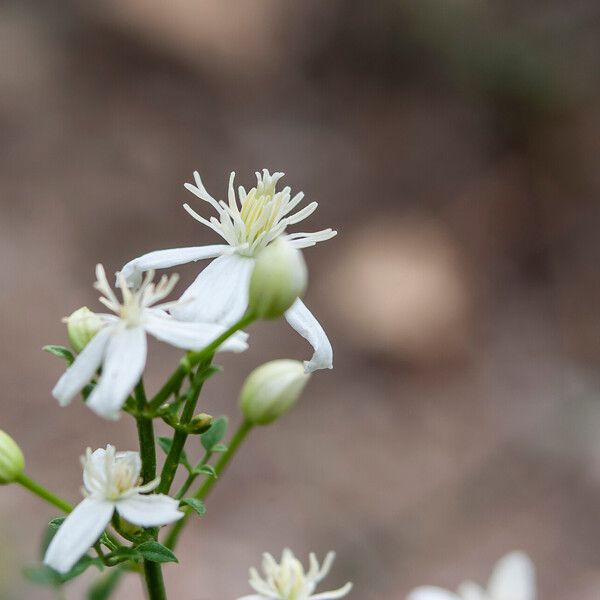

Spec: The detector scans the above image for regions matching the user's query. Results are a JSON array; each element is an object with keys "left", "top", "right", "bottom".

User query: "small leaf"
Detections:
[
  {"left": 106, "top": 547, "right": 141, "bottom": 564},
  {"left": 181, "top": 498, "right": 206, "bottom": 516},
  {"left": 211, "top": 443, "right": 228, "bottom": 453},
  {"left": 23, "top": 565, "right": 60, "bottom": 587},
  {"left": 201, "top": 415, "right": 228, "bottom": 452},
  {"left": 193, "top": 464, "right": 217, "bottom": 478},
  {"left": 48, "top": 517, "right": 66, "bottom": 531},
  {"left": 157, "top": 437, "right": 188, "bottom": 466},
  {"left": 43, "top": 345, "right": 75, "bottom": 365},
  {"left": 136, "top": 541, "right": 178, "bottom": 564}
]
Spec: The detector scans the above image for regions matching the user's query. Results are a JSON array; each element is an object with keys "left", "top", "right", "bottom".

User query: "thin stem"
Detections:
[
  {"left": 135, "top": 380, "right": 156, "bottom": 483},
  {"left": 157, "top": 359, "right": 212, "bottom": 495},
  {"left": 147, "top": 314, "right": 254, "bottom": 412},
  {"left": 174, "top": 450, "right": 211, "bottom": 500},
  {"left": 15, "top": 473, "right": 73, "bottom": 513},
  {"left": 163, "top": 420, "right": 253, "bottom": 550},
  {"left": 143, "top": 560, "right": 167, "bottom": 600}
]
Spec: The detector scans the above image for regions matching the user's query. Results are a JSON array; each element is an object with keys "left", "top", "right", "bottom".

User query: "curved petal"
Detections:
[
  {"left": 144, "top": 311, "right": 248, "bottom": 353},
  {"left": 115, "top": 493, "right": 183, "bottom": 527},
  {"left": 487, "top": 552, "right": 535, "bottom": 600},
  {"left": 52, "top": 326, "right": 113, "bottom": 406},
  {"left": 86, "top": 326, "right": 147, "bottom": 420},
  {"left": 284, "top": 299, "right": 333, "bottom": 372},
  {"left": 406, "top": 588, "right": 461, "bottom": 600},
  {"left": 311, "top": 582, "right": 353, "bottom": 599},
  {"left": 43, "top": 497, "right": 113, "bottom": 574},
  {"left": 120, "top": 245, "right": 229, "bottom": 288},
  {"left": 170, "top": 254, "right": 254, "bottom": 326}
]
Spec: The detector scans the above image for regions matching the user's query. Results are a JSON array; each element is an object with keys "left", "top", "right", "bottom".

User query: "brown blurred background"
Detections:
[{"left": 2, "top": 1, "right": 600, "bottom": 598}]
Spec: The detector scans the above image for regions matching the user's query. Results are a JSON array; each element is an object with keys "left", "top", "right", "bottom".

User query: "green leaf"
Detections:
[
  {"left": 211, "top": 443, "right": 228, "bottom": 453},
  {"left": 24, "top": 556, "right": 102, "bottom": 587},
  {"left": 201, "top": 415, "right": 228, "bottom": 452},
  {"left": 43, "top": 345, "right": 75, "bottom": 365},
  {"left": 48, "top": 517, "right": 66, "bottom": 531},
  {"left": 157, "top": 437, "right": 188, "bottom": 466},
  {"left": 106, "top": 547, "right": 141, "bottom": 564},
  {"left": 181, "top": 498, "right": 206, "bottom": 516},
  {"left": 87, "top": 568, "right": 125, "bottom": 600},
  {"left": 192, "top": 464, "right": 217, "bottom": 478},
  {"left": 136, "top": 541, "right": 178, "bottom": 564}
]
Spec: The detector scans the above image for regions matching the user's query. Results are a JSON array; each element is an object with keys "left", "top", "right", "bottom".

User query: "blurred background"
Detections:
[{"left": 1, "top": 0, "right": 600, "bottom": 598}]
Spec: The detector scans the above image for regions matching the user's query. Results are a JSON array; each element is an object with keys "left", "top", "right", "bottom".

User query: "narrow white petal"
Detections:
[
  {"left": 86, "top": 326, "right": 147, "bottom": 419},
  {"left": 406, "top": 588, "right": 461, "bottom": 600},
  {"left": 310, "top": 582, "right": 353, "bottom": 599},
  {"left": 52, "top": 326, "right": 112, "bottom": 406},
  {"left": 487, "top": 552, "right": 536, "bottom": 600},
  {"left": 119, "top": 245, "right": 228, "bottom": 288},
  {"left": 171, "top": 254, "right": 254, "bottom": 326},
  {"left": 115, "top": 493, "right": 183, "bottom": 527},
  {"left": 284, "top": 299, "right": 333, "bottom": 372},
  {"left": 144, "top": 311, "right": 248, "bottom": 353},
  {"left": 43, "top": 497, "right": 113, "bottom": 574}
]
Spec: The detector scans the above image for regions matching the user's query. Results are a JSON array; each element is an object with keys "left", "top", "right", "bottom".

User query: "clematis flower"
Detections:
[
  {"left": 407, "top": 551, "right": 536, "bottom": 600},
  {"left": 119, "top": 170, "right": 337, "bottom": 372},
  {"left": 44, "top": 446, "right": 183, "bottom": 574},
  {"left": 238, "top": 548, "right": 352, "bottom": 600},
  {"left": 52, "top": 265, "right": 248, "bottom": 420}
]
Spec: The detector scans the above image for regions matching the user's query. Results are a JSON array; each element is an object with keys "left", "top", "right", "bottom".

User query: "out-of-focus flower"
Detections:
[
  {"left": 240, "top": 360, "right": 310, "bottom": 425},
  {"left": 66, "top": 306, "right": 103, "bottom": 352},
  {"left": 0, "top": 430, "right": 24, "bottom": 484},
  {"left": 248, "top": 237, "right": 307, "bottom": 320},
  {"left": 52, "top": 265, "right": 248, "bottom": 420},
  {"left": 407, "top": 551, "right": 536, "bottom": 600},
  {"left": 238, "top": 548, "right": 352, "bottom": 600},
  {"left": 44, "top": 446, "right": 182, "bottom": 574},
  {"left": 119, "top": 169, "right": 336, "bottom": 372}
]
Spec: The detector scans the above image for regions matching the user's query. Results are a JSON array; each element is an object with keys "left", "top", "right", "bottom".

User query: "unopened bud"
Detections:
[
  {"left": 0, "top": 430, "right": 25, "bottom": 484},
  {"left": 240, "top": 360, "right": 310, "bottom": 426},
  {"left": 248, "top": 237, "right": 307, "bottom": 319},
  {"left": 67, "top": 307, "right": 103, "bottom": 353},
  {"left": 188, "top": 413, "right": 213, "bottom": 434}
]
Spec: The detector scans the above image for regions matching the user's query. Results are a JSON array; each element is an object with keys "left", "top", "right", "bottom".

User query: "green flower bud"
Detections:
[
  {"left": 67, "top": 307, "right": 103, "bottom": 353},
  {"left": 240, "top": 360, "right": 310, "bottom": 426},
  {"left": 248, "top": 237, "right": 307, "bottom": 320},
  {"left": 188, "top": 413, "right": 213, "bottom": 434},
  {"left": 0, "top": 430, "right": 25, "bottom": 485}
]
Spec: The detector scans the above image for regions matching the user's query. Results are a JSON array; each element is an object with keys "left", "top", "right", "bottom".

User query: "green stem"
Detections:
[
  {"left": 174, "top": 450, "right": 211, "bottom": 500},
  {"left": 147, "top": 314, "right": 254, "bottom": 413},
  {"left": 15, "top": 473, "right": 73, "bottom": 513},
  {"left": 157, "top": 359, "right": 212, "bottom": 495},
  {"left": 87, "top": 567, "right": 125, "bottom": 600},
  {"left": 135, "top": 380, "right": 156, "bottom": 483},
  {"left": 143, "top": 560, "right": 167, "bottom": 600},
  {"left": 163, "top": 420, "right": 253, "bottom": 550}
]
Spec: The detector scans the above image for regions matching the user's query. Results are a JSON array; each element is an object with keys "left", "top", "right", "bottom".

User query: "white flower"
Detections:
[
  {"left": 407, "top": 551, "right": 536, "bottom": 600},
  {"left": 119, "top": 170, "right": 337, "bottom": 373},
  {"left": 44, "top": 446, "right": 183, "bottom": 574},
  {"left": 52, "top": 265, "right": 248, "bottom": 420},
  {"left": 238, "top": 548, "right": 352, "bottom": 600}
]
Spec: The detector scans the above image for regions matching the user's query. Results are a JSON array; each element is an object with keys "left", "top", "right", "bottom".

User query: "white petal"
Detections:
[
  {"left": 171, "top": 254, "right": 254, "bottom": 325},
  {"left": 115, "top": 493, "right": 183, "bottom": 527},
  {"left": 120, "top": 245, "right": 229, "bottom": 288},
  {"left": 52, "top": 326, "right": 113, "bottom": 406},
  {"left": 284, "top": 299, "right": 333, "bottom": 372},
  {"left": 406, "top": 587, "right": 461, "bottom": 600},
  {"left": 144, "top": 311, "right": 248, "bottom": 352},
  {"left": 44, "top": 497, "right": 113, "bottom": 574},
  {"left": 457, "top": 582, "right": 487, "bottom": 600},
  {"left": 310, "top": 582, "right": 353, "bottom": 599},
  {"left": 86, "top": 326, "right": 147, "bottom": 419},
  {"left": 487, "top": 552, "right": 536, "bottom": 600}
]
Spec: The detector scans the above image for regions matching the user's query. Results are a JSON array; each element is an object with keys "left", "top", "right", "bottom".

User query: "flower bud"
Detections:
[
  {"left": 240, "top": 360, "right": 310, "bottom": 425},
  {"left": 67, "top": 307, "right": 103, "bottom": 353},
  {"left": 188, "top": 413, "right": 213, "bottom": 434},
  {"left": 0, "top": 430, "right": 25, "bottom": 484},
  {"left": 248, "top": 237, "right": 307, "bottom": 319}
]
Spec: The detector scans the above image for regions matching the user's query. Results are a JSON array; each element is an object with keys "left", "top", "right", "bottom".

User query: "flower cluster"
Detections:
[{"left": 2, "top": 168, "right": 351, "bottom": 599}]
